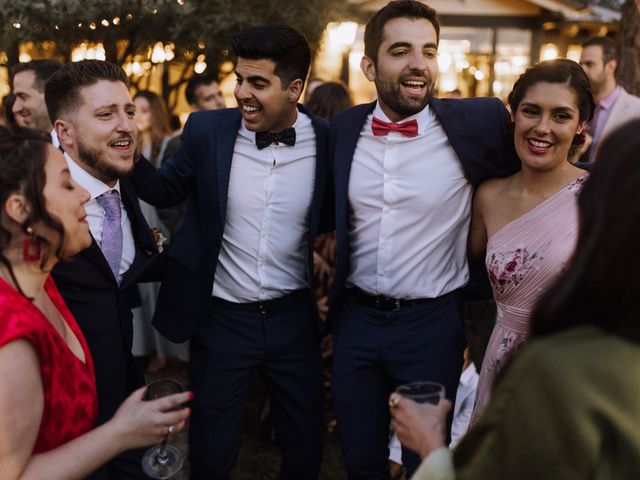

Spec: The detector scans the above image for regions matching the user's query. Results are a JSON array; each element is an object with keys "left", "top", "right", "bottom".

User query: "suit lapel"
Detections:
[
  {"left": 336, "top": 102, "right": 375, "bottom": 222},
  {"left": 430, "top": 98, "right": 468, "bottom": 164},
  {"left": 215, "top": 112, "right": 242, "bottom": 226},
  {"left": 79, "top": 236, "right": 116, "bottom": 282}
]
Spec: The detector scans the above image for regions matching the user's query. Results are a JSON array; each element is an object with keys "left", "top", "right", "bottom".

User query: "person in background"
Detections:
[
  {"left": 303, "top": 77, "right": 325, "bottom": 104},
  {"left": 158, "top": 76, "right": 227, "bottom": 238},
  {"left": 0, "top": 126, "right": 190, "bottom": 480},
  {"left": 132, "top": 90, "right": 189, "bottom": 374},
  {"left": 468, "top": 59, "right": 593, "bottom": 422},
  {"left": 390, "top": 118, "right": 640, "bottom": 480},
  {"left": 306, "top": 81, "right": 353, "bottom": 123},
  {"left": 577, "top": 36, "right": 640, "bottom": 163},
  {"left": 11, "top": 60, "right": 62, "bottom": 147}
]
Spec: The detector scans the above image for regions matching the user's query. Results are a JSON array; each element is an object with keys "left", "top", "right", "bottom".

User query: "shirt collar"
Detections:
[
  {"left": 372, "top": 101, "right": 429, "bottom": 136},
  {"left": 64, "top": 151, "right": 121, "bottom": 200},
  {"left": 599, "top": 85, "right": 622, "bottom": 111}
]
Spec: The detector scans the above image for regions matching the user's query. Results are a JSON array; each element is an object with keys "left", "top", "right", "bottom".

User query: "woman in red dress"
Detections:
[{"left": 0, "top": 127, "right": 190, "bottom": 479}]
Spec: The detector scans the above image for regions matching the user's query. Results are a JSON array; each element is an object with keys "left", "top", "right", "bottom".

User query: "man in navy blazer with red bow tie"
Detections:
[
  {"left": 329, "top": 2, "right": 519, "bottom": 478},
  {"left": 130, "top": 26, "right": 331, "bottom": 480}
]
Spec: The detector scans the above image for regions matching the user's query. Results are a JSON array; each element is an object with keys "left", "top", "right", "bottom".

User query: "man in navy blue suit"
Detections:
[
  {"left": 329, "top": 2, "right": 519, "bottom": 478},
  {"left": 130, "top": 26, "right": 331, "bottom": 479}
]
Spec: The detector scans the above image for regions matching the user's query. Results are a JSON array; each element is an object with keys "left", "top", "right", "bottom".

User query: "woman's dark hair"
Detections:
[
  {"left": 508, "top": 59, "right": 595, "bottom": 125},
  {"left": 232, "top": 25, "right": 311, "bottom": 89},
  {"left": 305, "top": 82, "right": 353, "bottom": 120},
  {"left": 0, "top": 126, "right": 64, "bottom": 296},
  {"left": 530, "top": 119, "right": 640, "bottom": 343},
  {"left": 133, "top": 90, "right": 171, "bottom": 164},
  {"left": 364, "top": 0, "right": 440, "bottom": 65}
]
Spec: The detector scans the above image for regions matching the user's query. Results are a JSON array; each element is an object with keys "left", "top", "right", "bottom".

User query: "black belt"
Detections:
[
  {"left": 348, "top": 287, "right": 433, "bottom": 312},
  {"left": 210, "top": 289, "right": 309, "bottom": 315}
]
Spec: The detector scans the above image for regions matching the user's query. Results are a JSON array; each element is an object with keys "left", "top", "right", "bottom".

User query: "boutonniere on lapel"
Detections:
[{"left": 151, "top": 227, "right": 167, "bottom": 253}]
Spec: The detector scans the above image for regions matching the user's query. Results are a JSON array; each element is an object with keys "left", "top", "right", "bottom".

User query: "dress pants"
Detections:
[
  {"left": 189, "top": 290, "right": 324, "bottom": 479},
  {"left": 332, "top": 290, "right": 466, "bottom": 480}
]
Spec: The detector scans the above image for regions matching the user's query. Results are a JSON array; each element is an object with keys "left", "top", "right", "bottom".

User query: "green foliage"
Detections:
[
  {"left": 0, "top": 0, "right": 353, "bottom": 65},
  {"left": 0, "top": 0, "right": 354, "bottom": 109}
]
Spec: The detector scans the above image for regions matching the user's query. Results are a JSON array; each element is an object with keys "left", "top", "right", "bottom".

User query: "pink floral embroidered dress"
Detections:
[{"left": 471, "top": 175, "right": 587, "bottom": 423}]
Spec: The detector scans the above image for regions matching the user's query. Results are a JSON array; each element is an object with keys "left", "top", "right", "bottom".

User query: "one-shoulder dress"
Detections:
[{"left": 471, "top": 175, "right": 587, "bottom": 422}]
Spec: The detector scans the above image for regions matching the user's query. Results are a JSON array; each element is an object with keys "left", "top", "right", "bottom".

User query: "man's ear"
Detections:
[
  {"left": 605, "top": 59, "right": 618, "bottom": 77},
  {"left": 361, "top": 55, "right": 377, "bottom": 82},
  {"left": 3, "top": 193, "right": 30, "bottom": 227},
  {"left": 54, "top": 119, "right": 74, "bottom": 149},
  {"left": 287, "top": 78, "right": 304, "bottom": 103}
]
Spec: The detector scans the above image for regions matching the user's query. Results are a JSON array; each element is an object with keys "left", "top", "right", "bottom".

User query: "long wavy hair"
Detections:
[
  {"left": 133, "top": 90, "right": 171, "bottom": 164},
  {"left": 0, "top": 127, "right": 64, "bottom": 296}
]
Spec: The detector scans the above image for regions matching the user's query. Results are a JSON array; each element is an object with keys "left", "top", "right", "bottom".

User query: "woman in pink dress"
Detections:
[
  {"left": 0, "top": 127, "right": 190, "bottom": 479},
  {"left": 468, "top": 59, "right": 595, "bottom": 421}
]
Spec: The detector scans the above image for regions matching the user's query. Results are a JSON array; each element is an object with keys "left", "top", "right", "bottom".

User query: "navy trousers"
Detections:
[
  {"left": 332, "top": 289, "right": 466, "bottom": 479},
  {"left": 188, "top": 290, "right": 324, "bottom": 480}
]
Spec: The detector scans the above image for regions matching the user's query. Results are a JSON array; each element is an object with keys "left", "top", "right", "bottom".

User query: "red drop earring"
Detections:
[{"left": 23, "top": 226, "right": 42, "bottom": 261}]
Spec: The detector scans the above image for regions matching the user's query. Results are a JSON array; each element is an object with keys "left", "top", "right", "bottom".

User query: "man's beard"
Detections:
[
  {"left": 375, "top": 71, "right": 434, "bottom": 118},
  {"left": 30, "top": 109, "right": 53, "bottom": 133},
  {"left": 78, "top": 138, "right": 134, "bottom": 182}
]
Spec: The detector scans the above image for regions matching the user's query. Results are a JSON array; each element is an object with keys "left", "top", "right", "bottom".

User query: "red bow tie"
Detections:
[{"left": 371, "top": 117, "right": 419, "bottom": 137}]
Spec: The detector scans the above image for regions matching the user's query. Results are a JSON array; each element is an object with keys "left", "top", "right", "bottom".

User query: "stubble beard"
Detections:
[
  {"left": 78, "top": 138, "right": 133, "bottom": 183},
  {"left": 375, "top": 73, "right": 434, "bottom": 118}
]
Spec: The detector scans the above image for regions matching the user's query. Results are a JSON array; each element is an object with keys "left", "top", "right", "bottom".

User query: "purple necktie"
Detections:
[{"left": 96, "top": 190, "right": 123, "bottom": 280}]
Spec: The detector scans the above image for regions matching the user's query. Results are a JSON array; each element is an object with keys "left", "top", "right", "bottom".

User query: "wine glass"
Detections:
[{"left": 141, "top": 379, "right": 185, "bottom": 479}]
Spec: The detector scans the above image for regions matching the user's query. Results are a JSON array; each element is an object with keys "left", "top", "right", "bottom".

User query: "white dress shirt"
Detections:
[
  {"left": 347, "top": 103, "right": 472, "bottom": 299},
  {"left": 65, "top": 152, "right": 135, "bottom": 282},
  {"left": 212, "top": 111, "right": 316, "bottom": 302}
]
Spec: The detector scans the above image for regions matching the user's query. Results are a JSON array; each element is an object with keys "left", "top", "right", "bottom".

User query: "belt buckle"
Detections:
[
  {"left": 392, "top": 298, "right": 401, "bottom": 312},
  {"left": 376, "top": 295, "right": 401, "bottom": 312}
]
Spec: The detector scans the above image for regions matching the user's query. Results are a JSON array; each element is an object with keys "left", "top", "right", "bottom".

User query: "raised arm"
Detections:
[{"left": 130, "top": 117, "right": 198, "bottom": 209}]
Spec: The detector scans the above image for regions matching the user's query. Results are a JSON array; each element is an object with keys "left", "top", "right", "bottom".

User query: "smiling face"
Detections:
[
  {"left": 57, "top": 80, "right": 137, "bottom": 186},
  {"left": 234, "top": 57, "right": 301, "bottom": 133},
  {"left": 12, "top": 70, "right": 52, "bottom": 132},
  {"left": 41, "top": 145, "right": 91, "bottom": 258},
  {"left": 361, "top": 17, "right": 438, "bottom": 122},
  {"left": 513, "top": 81, "right": 586, "bottom": 172}
]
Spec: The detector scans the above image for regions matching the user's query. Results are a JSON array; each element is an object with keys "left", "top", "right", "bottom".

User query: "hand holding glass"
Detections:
[{"left": 141, "top": 379, "right": 186, "bottom": 479}]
